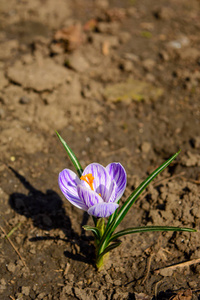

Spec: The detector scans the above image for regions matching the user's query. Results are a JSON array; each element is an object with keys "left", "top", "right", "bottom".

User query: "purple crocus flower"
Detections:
[{"left": 58, "top": 163, "right": 127, "bottom": 218}]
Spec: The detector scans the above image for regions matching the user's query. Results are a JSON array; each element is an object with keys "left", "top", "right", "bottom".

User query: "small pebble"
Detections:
[
  {"left": 142, "top": 59, "right": 155, "bottom": 71},
  {"left": 0, "top": 279, "right": 6, "bottom": 286},
  {"left": 141, "top": 142, "right": 151, "bottom": 153},
  {"left": 159, "top": 268, "right": 173, "bottom": 277},
  {"left": 15, "top": 293, "right": 23, "bottom": 299},
  {"left": 21, "top": 286, "right": 31, "bottom": 296},
  {"left": 188, "top": 281, "right": 197, "bottom": 288},
  {"left": 37, "top": 292, "right": 46, "bottom": 299},
  {"left": 0, "top": 109, "right": 5, "bottom": 119},
  {"left": 7, "top": 262, "right": 16, "bottom": 273},
  {"left": 118, "top": 31, "right": 131, "bottom": 44},
  {"left": 192, "top": 136, "right": 200, "bottom": 149},
  {"left": 120, "top": 60, "right": 133, "bottom": 72},
  {"left": 113, "top": 279, "right": 121, "bottom": 286},
  {"left": 19, "top": 96, "right": 31, "bottom": 104}
]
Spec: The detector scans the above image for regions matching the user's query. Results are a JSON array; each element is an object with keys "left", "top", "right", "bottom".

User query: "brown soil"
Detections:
[{"left": 0, "top": 0, "right": 200, "bottom": 299}]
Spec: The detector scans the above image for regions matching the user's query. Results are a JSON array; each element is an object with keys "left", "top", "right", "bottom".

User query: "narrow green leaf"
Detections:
[
  {"left": 96, "top": 242, "right": 121, "bottom": 265},
  {"left": 56, "top": 131, "right": 83, "bottom": 177},
  {"left": 56, "top": 132, "right": 97, "bottom": 227},
  {"left": 106, "top": 199, "right": 120, "bottom": 228},
  {"left": 96, "top": 218, "right": 105, "bottom": 239},
  {"left": 97, "top": 219, "right": 117, "bottom": 256},
  {"left": 112, "top": 151, "right": 181, "bottom": 230},
  {"left": 98, "top": 151, "right": 181, "bottom": 255},
  {"left": 92, "top": 216, "right": 97, "bottom": 227},
  {"left": 6, "top": 223, "right": 21, "bottom": 238},
  {"left": 82, "top": 225, "right": 101, "bottom": 240},
  {"left": 109, "top": 226, "right": 196, "bottom": 243}
]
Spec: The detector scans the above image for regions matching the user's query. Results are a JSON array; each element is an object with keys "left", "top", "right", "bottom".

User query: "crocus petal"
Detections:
[
  {"left": 59, "top": 169, "right": 88, "bottom": 210},
  {"left": 77, "top": 185, "right": 103, "bottom": 209},
  {"left": 87, "top": 202, "right": 119, "bottom": 218},
  {"left": 104, "top": 180, "right": 117, "bottom": 203},
  {"left": 106, "top": 163, "right": 127, "bottom": 202},
  {"left": 82, "top": 163, "right": 112, "bottom": 201}
]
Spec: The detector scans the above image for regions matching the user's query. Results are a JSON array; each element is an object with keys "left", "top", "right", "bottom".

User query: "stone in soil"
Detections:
[
  {"left": 67, "top": 51, "right": 90, "bottom": 73},
  {"left": 7, "top": 59, "right": 70, "bottom": 92}
]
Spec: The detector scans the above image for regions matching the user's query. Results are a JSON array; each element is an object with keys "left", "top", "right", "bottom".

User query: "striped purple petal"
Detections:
[
  {"left": 58, "top": 169, "right": 88, "bottom": 210},
  {"left": 82, "top": 163, "right": 112, "bottom": 201},
  {"left": 106, "top": 163, "right": 127, "bottom": 202},
  {"left": 104, "top": 180, "right": 117, "bottom": 203},
  {"left": 77, "top": 185, "right": 103, "bottom": 209},
  {"left": 87, "top": 202, "right": 119, "bottom": 218}
]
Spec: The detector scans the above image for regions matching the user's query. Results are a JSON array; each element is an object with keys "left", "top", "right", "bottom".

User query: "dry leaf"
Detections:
[
  {"left": 105, "top": 8, "right": 126, "bottom": 21},
  {"left": 54, "top": 23, "right": 85, "bottom": 51},
  {"left": 134, "top": 292, "right": 152, "bottom": 300},
  {"left": 102, "top": 41, "right": 110, "bottom": 56},
  {"left": 172, "top": 289, "right": 192, "bottom": 300},
  {"left": 83, "top": 19, "right": 98, "bottom": 31}
]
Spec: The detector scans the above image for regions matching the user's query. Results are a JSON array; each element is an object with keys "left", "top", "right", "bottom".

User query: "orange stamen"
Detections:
[{"left": 80, "top": 173, "right": 95, "bottom": 191}]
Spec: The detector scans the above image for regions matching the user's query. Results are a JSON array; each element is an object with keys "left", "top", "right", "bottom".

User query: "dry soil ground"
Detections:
[{"left": 0, "top": 0, "right": 200, "bottom": 299}]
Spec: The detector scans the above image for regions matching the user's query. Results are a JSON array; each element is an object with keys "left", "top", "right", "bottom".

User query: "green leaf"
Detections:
[
  {"left": 56, "top": 131, "right": 83, "bottom": 177},
  {"left": 92, "top": 216, "right": 97, "bottom": 227},
  {"left": 82, "top": 225, "right": 101, "bottom": 240},
  {"left": 96, "top": 218, "right": 105, "bottom": 239},
  {"left": 6, "top": 223, "right": 21, "bottom": 238},
  {"left": 56, "top": 132, "right": 97, "bottom": 227},
  {"left": 109, "top": 226, "right": 196, "bottom": 243},
  {"left": 106, "top": 200, "right": 120, "bottom": 228},
  {"left": 112, "top": 151, "right": 181, "bottom": 230},
  {"left": 97, "top": 151, "right": 181, "bottom": 255}
]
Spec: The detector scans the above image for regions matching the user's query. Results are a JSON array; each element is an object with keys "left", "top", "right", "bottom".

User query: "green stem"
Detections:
[
  {"left": 96, "top": 218, "right": 105, "bottom": 238},
  {"left": 96, "top": 252, "right": 109, "bottom": 270}
]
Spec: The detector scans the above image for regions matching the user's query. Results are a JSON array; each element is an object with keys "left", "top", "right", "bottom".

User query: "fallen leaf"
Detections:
[
  {"left": 172, "top": 289, "right": 192, "bottom": 300},
  {"left": 104, "top": 79, "right": 164, "bottom": 102},
  {"left": 105, "top": 8, "right": 126, "bottom": 21},
  {"left": 54, "top": 23, "right": 85, "bottom": 51},
  {"left": 134, "top": 292, "right": 152, "bottom": 300},
  {"left": 83, "top": 19, "right": 98, "bottom": 31}
]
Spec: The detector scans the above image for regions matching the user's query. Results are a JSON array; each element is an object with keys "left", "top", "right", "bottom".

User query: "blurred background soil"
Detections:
[{"left": 0, "top": 0, "right": 200, "bottom": 299}]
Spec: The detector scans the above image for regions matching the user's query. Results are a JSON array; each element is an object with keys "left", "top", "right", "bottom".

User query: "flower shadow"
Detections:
[{"left": 8, "top": 166, "right": 95, "bottom": 266}]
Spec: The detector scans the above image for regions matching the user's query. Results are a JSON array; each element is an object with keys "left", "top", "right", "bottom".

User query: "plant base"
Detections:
[{"left": 96, "top": 252, "right": 109, "bottom": 270}]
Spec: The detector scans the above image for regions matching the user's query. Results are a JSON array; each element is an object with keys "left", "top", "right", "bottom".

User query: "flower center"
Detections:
[{"left": 80, "top": 173, "right": 94, "bottom": 191}]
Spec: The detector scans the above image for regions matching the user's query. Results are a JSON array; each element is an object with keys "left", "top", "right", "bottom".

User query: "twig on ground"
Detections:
[
  {"left": 154, "top": 279, "right": 163, "bottom": 298},
  {"left": 63, "top": 262, "right": 70, "bottom": 275},
  {"left": 0, "top": 225, "right": 27, "bottom": 267},
  {"left": 153, "top": 171, "right": 185, "bottom": 186},
  {"left": 141, "top": 252, "right": 155, "bottom": 285},
  {"left": 154, "top": 258, "right": 200, "bottom": 275},
  {"left": 181, "top": 177, "right": 200, "bottom": 185},
  {"left": 101, "top": 147, "right": 130, "bottom": 157}
]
